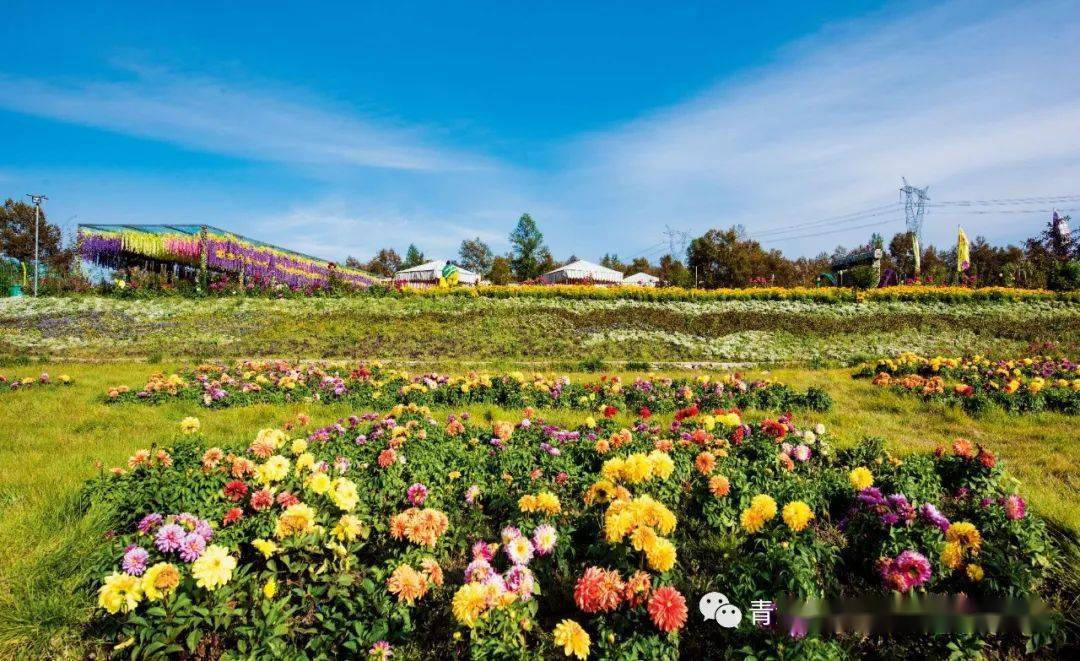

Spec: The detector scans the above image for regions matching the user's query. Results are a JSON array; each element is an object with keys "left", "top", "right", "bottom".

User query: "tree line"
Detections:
[
  {"left": 3, "top": 198, "right": 1077, "bottom": 291},
  {"left": 346, "top": 212, "right": 1079, "bottom": 290}
]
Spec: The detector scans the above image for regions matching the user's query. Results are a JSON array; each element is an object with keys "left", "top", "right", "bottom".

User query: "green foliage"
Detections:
[
  {"left": 509, "top": 213, "right": 549, "bottom": 281},
  {"left": 1047, "top": 259, "right": 1080, "bottom": 291}
]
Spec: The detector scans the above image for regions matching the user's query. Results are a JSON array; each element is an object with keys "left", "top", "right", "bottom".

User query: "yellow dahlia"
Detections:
[
  {"left": 781, "top": 501, "right": 814, "bottom": 532},
  {"left": 191, "top": 545, "right": 236, "bottom": 591},
  {"left": 98, "top": 572, "right": 143, "bottom": 614},
  {"left": 553, "top": 619, "right": 590, "bottom": 659}
]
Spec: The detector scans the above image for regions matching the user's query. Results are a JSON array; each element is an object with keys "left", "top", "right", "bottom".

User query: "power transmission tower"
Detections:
[
  {"left": 663, "top": 225, "right": 690, "bottom": 259},
  {"left": 899, "top": 178, "right": 929, "bottom": 243}
]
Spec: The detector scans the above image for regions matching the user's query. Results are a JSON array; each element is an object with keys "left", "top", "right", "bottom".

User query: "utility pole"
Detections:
[{"left": 26, "top": 194, "right": 47, "bottom": 296}]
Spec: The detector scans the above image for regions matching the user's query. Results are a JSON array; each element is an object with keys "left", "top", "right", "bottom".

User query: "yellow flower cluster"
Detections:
[
  {"left": 191, "top": 545, "right": 237, "bottom": 591},
  {"left": 600, "top": 451, "right": 674, "bottom": 485},
  {"left": 332, "top": 514, "right": 366, "bottom": 542},
  {"left": 255, "top": 455, "right": 291, "bottom": 484},
  {"left": 553, "top": 619, "right": 590, "bottom": 659},
  {"left": 582, "top": 479, "right": 631, "bottom": 506},
  {"left": 848, "top": 467, "right": 874, "bottom": 491},
  {"left": 781, "top": 501, "right": 814, "bottom": 532},
  {"left": 249, "top": 428, "right": 288, "bottom": 457},
  {"left": 518, "top": 491, "right": 562, "bottom": 516},
  {"left": 942, "top": 521, "right": 983, "bottom": 574},
  {"left": 739, "top": 494, "right": 778, "bottom": 533},
  {"left": 452, "top": 580, "right": 519, "bottom": 627},
  {"left": 275, "top": 503, "right": 318, "bottom": 538},
  {"left": 604, "top": 495, "right": 678, "bottom": 572},
  {"left": 328, "top": 477, "right": 359, "bottom": 511}
]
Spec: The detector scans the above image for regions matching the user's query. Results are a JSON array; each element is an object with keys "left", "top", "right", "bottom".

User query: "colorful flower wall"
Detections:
[{"left": 78, "top": 225, "right": 375, "bottom": 289}]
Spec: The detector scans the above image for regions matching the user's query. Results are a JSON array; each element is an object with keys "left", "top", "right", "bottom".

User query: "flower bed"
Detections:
[
  {"left": 105, "top": 361, "right": 833, "bottom": 413},
  {"left": 1, "top": 371, "right": 73, "bottom": 392},
  {"left": 80, "top": 406, "right": 1055, "bottom": 658},
  {"left": 856, "top": 353, "right": 1080, "bottom": 415}
]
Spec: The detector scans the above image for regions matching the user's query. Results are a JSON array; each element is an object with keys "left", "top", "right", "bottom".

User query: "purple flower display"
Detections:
[
  {"left": 919, "top": 503, "right": 950, "bottom": 532},
  {"left": 77, "top": 226, "right": 376, "bottom": 289}
]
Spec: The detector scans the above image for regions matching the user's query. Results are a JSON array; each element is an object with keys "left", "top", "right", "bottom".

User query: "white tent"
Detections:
[
  {"left": 543, "top": 259, "right": 624, "bottom": 284},
  {"left": 394, "top": 260, "right": 480, "bottom": 286},
  {"left": 624, "top": 272, "right": 659, "bottom": 287}
]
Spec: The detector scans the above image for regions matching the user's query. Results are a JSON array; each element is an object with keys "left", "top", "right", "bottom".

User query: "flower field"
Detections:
[
  {"left": 3, "top": 295, "right": 1078, "bottom": 363},
  {"left": 104, "top": 361, "right": 832, "bottom": 413},
  {"left": 1, "top": 371, "right": 73, "bottom": 392},
  {"left": 80, "top": 404, "right": 1057, "bottom": 658},
  {"left": 857, "top": 353, "right": 1080, "bottom": 415}
]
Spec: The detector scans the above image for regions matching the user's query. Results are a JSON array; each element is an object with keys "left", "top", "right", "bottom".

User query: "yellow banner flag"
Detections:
[
  {"left": 912, "top": 234, "right": 921, "bottom": 276},
  {"left": 957, "top": 227, "right": 970, "bottom": 272}
]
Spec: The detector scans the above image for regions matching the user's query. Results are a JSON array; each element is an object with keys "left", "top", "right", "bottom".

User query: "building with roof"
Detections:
[
  {"left": 393, "top": 260, "right": 480, "bottom": 288},
  {"left": 542, "top": 259, "right": 624, "bottom": 285},
  {"left": 624, "top": 272, "right": 659, "bottom": 287}
]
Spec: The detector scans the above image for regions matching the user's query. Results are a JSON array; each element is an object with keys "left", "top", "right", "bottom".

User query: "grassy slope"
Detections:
[
  {"left": 0, "top": 361, "right": 1077, "bottom": 654},
  {"left": 3, "top": 296, "right": 1078, "bottom": 363}
]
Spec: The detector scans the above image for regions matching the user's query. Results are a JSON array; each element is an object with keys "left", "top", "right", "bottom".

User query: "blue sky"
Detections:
[{"left": 2, "top": 0, "right": 1079, "bottom": 263}]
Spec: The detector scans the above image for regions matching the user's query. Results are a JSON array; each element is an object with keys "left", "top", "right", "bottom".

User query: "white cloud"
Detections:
[
  {"left": 0, "top": 65, "right": 489, "bottom": 172},
  {"left": 246, "top": 199, "right": 518, "bottom": 261},
  {"left": 558, "top": 0, "right": 1080, "bottom": 255},
  {"left": 4, "top": 1, "right": 1080, "bottom": 259}
]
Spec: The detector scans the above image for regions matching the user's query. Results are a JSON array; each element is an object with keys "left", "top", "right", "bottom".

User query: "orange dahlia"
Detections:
[
  {"left": 694, "top": 452, "right": 716, "bottom": 475},
  {"left": 647, "top": 585, "right": 688, "bottom": 633},
  {"left": 574, "top": 567, "right": 625, "bottom": 614},
  {"left": 708, "top": 475, "right": 730, "bottom": 497},
  {"left": 623, "top": 570, "right": 652, "bottom": 607},
  {"left": 387, "top": 564, "right": 428, "bottom": 605}
]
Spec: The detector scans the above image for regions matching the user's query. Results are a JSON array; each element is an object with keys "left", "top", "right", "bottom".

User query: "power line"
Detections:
[
  {"left": 748, "top": 202, "right": 901, "bottom": 238},
  {"left": 758, "top": 216, "right": 906, "bottom": 244},
  {"left": 624, "top": 239, "right": 668, "bottom": 260},
  {"left": 933, "top": 194, "right": 1080, "bottom": 206},
  {"left": 928, "top": 206, "right": 1080, "bottom": 215}
]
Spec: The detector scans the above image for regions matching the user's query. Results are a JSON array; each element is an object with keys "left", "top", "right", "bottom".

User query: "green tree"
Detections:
[
  {"left": 600, "top": 253, "right": 627, "bottom": 273},
  {"left": 887, "top": 232, "right": 916, "bottom": 278},
  {"left": 657, "top": 254, "right": 691, "bottom": 287},
  {"left": 0, "top": 198, "right": 74, "bottom": 272},
  {"left": 488, "top": 256, "right": 513, "bottom": 285},
  {"left": 363, "top": 248, "right": 403, "bottom": 277},
  {"left": 508, "top": 213, "right": 548, "bottom": 281},
  {"left": 402, "top": 244, "right": 425, "bottom": 269},
  {"left": 458, "top": 237, "right": 494, "bottom": 274},
  {"left": 687, "top": 227, "right": 792, "bottom": 288},
  {"left": 628, "top": 257, "right": 654, "bottom": 275}
]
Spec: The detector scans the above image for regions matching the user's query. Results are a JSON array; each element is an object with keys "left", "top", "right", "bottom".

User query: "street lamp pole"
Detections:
[{"left": 26, "top": 194, "right": 47, "bottom": 296}]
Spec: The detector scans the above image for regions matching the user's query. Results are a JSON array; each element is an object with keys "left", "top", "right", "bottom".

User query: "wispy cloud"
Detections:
[
  {"left": 0, "top": 65, "right": 489, "bottom": 172},
  {"left": 559, "top": 0, "right": 1080, "bottom": 255},
  {"left": 4, "top": 1, "right": 1079, "bottom": 260},
  {"left": 248, "top": 199, "right": 519, "bottom": 261}
]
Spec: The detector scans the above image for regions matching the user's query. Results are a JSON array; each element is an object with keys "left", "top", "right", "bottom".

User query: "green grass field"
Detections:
[{"left": 1, "top": 360, "right": 1077, "bottom": 655}]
